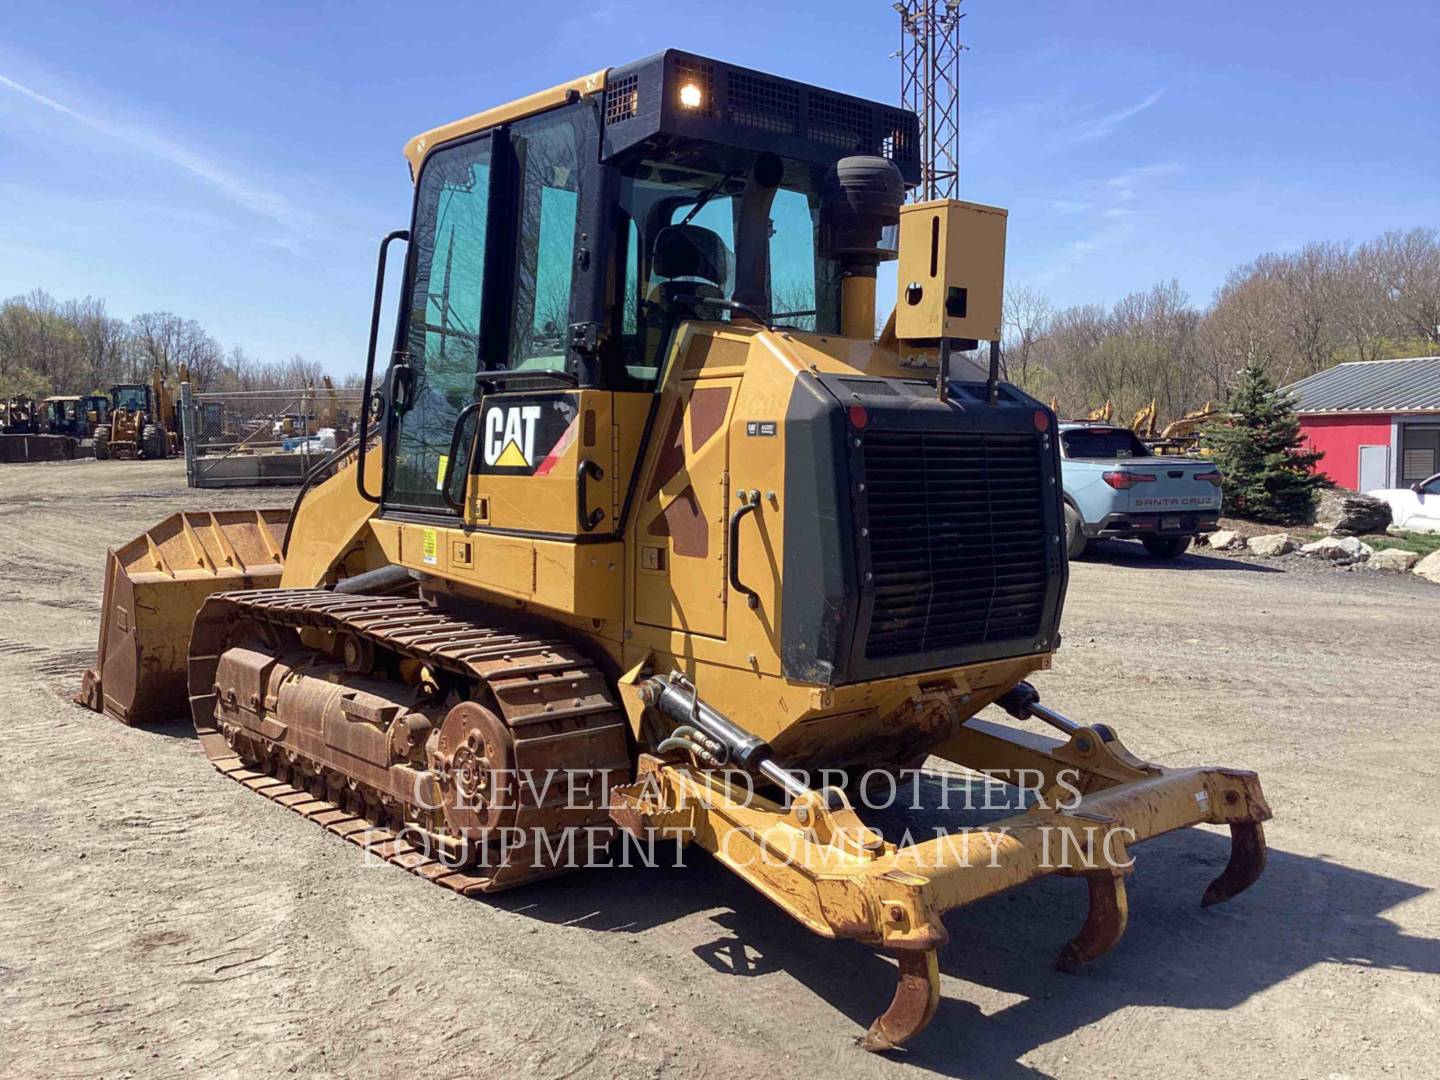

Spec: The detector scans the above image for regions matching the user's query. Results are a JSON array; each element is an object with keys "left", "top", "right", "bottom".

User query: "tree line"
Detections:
[
  {"left": 7, "top": 223, "right": 1435, "bottom": 415},
  {"left": 1001, "top": 226, "right": 1440, "bottom": 423},
  {"left": 0, "top": 289, "right": 336, "bottom": 399}
]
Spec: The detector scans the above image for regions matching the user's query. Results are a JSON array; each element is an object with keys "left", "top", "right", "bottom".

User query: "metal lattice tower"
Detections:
[{"left": 894, "top": 0, "right": 965, "bottom": 200}]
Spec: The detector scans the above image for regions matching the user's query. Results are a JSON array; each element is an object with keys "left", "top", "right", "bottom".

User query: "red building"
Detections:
[{"left": 1285, "top": 357, "right": 1440, "bottom": 491}]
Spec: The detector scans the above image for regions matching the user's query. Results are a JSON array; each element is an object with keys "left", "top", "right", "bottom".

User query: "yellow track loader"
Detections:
[{"left": 79, "top": 51, "right": 1269, "bottom": 1051}]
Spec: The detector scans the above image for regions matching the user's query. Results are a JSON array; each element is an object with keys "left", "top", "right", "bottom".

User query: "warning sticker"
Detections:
[
  {"left": 421, "top": 528, "right": 438, "bottom": 566},
  {"left": 435, "top": 454, "right": 449, "bottom": 491}
]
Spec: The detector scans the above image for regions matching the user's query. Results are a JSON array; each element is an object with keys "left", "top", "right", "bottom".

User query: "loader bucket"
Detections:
[{"left": 77, "top": 509, "right": 288, "bottom": 725}]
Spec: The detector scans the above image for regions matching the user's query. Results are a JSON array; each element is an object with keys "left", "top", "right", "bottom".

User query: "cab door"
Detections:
[
  {"left": 382, "top": 130, "right": 495, "bottom": 516},
  {"left": 385, "top": 100, "right": 612, "bottom": 539}
]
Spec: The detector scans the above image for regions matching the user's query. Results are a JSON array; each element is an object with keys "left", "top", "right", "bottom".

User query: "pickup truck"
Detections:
[
  {"left": 1366, "top": 472, "right": 1440, "bottom": 534},
  {"left": 1059, "top": 422, "right": 1223, "bottom": 559}
]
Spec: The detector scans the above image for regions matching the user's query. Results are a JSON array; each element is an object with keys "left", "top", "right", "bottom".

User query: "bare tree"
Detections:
[{"left": 1002, "top": 285, "right": 1053, "bottom": 391}]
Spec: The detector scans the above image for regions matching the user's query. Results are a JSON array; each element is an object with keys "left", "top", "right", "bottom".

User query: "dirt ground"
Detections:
[{"left": 2, "top": 458, "right": 1437, "bottom": 1080}]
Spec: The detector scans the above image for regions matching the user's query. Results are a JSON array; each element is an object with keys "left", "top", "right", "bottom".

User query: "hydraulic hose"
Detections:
[{"left": 640, "top": 673, "right": 810, "bottom": 800}]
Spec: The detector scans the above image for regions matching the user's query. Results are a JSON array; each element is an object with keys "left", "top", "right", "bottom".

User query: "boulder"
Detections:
[
  {"left": 1247, "top": 533, "right": 1295, "bottom": 557},
  {"left": 1315, "top": 488, "right": 1392, "bottom": 536},
  {"left": 1414, "top": 550, "right": 1440, "bottom": 584},
  {"left": 1300, "top": 536, "right": 1373, "bottom": 562},
  {"left": 1206, "top": 529, "right": 1243, "bottom": 550},
  {"left": 1367, "top": 548, "right": 1420, "bottom": 572}
]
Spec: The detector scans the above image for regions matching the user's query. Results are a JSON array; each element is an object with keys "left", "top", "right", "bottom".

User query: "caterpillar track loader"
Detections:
[{"left": 78, "top": 50, "right": 1270, "bottom": 1051}]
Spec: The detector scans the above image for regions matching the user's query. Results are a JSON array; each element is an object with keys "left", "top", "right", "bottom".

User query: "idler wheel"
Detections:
[{"left": 436, "top": 701, "right": 517, "bottom": 836}]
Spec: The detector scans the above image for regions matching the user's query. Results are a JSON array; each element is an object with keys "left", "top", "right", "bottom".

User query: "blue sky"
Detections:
[{"left": 1, "top": 0, "right": 1435, "bottom": 375}]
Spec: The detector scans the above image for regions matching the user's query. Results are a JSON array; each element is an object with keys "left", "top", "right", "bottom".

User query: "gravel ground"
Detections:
[{"left": 1, "top": 458, "right": 1436, "bottom": 1079}]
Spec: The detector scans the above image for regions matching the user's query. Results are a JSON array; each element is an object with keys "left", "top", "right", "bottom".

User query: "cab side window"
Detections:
[{"left": 508, "top": 111, "right": 581, "bottom": 373}]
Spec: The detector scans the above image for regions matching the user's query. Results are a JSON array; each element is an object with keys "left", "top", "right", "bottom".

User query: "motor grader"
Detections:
[{"left": 78, "top": 50, "right": 1269, "bottom": 1051}]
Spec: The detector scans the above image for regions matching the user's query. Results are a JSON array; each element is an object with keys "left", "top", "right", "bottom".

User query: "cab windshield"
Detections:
[
  {"left": 614, "top": 149, "right": 842, "bottom": 384},
  {"left": 112, "top": 386, "right": 147, "bottom": 412}
]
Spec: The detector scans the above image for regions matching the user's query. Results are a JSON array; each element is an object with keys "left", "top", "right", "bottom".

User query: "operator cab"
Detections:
[
  {"left": 373, "top": 49, "right": 919, "bottom": 521},
  {"left": 111, "top": 384, "right": 153, "bottom": 414}
]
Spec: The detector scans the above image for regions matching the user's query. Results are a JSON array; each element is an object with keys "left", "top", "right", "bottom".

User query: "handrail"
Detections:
[
  {"left": 440, "top": 400, "right": 486, "bottom": 512},
  {"left": 356, "top": 229, "right": 409, "bottom": 503}
]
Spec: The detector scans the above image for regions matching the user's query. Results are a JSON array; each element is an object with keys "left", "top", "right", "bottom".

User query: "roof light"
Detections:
[{"left": 678, "top": 83, "right": 704, "bottom": 109}]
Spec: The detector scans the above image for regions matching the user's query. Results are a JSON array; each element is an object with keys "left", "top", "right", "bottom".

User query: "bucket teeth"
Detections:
[
  {"left": 1056, "top": 869, "right": 1129, "bottom": 973},
  {"left": 1201, "top": 821, "right": 1268, "bottom": 908},
  {"left": 860, "top": 949, "right": 941, "bottom": 1052}
]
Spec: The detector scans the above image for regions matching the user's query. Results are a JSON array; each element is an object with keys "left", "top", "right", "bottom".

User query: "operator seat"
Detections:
[
  {"left": 640, "top": 224, "right": 732, "bottom": 378},
  {"left": 648, "top": 224, "right": 731, "bottom": 308}
]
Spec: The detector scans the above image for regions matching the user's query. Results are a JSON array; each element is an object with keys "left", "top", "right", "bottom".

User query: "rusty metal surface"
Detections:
[
  {"left": 186, "top": 589, "right": 632, "bottom": 893},
  {"left": 1055, "top": 870, "right": 1130, "bottom": 973},
  {"left": 0, "top": 433, "right": 77, "bottom": 462},
  {"left": 76, "top": 510, "right": 288, "bottom": 725},
  {"left": 860, "top": 950, "right": 941, "bottom": 1052},
  {"left": 1202, "top": 821, "right": 1269, "bottom": 908}
]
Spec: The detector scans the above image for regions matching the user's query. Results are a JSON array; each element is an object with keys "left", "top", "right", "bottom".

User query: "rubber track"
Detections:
[{"left": 187, "top": 589, "right": 633, "bottom": 895}]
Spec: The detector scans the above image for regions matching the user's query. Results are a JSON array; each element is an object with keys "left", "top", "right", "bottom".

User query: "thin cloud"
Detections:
[
  {"left": 1035, "top": 161, "right": 1181, "bottom": 282},
  {"left": 1106, "top": 161, "right": 1183, "bottom": 202},
  {"left": 0, "top": 71, "right": 299, "bottom": 232},
  {"left": 1068, "top": 87, "right": 1168, "bottom": 142},
  {"left": 1033, "top": 223, "right": 1135, "bottom": 284}
]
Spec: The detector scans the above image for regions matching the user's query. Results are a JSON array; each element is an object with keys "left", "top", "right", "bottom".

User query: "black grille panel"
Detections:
[
  {"left": 673, "top": 57, "right": 718, "bottom": 118},
  {"left": 860, "top": 430, "right": 1049, "bottom": 659},
  {"left": 727, "top": 71, "right": 800, "bottom": 134},
  {"left": 604, "top": 74, "right": 639, "bottom": 124},
  {"left": 810, "top": 92, "right": 871, "bottom": 151}
]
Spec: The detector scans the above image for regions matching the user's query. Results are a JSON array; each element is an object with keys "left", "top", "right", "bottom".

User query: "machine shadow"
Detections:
[
  {"left": 493, "top": 773, "right": 1435, "bottom": 1078},
  {"left": 1079, "top": 539, "right": 1282, "bottom": 573},
  {"left": 137, "top": 716, "right": 200, "bottom": 741}
]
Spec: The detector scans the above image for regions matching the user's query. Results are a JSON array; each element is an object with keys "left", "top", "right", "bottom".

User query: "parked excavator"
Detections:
[
  {"left": 78, "top": 51, "right": 1269, "bottom": 1051},
  {"left": 1130, "top": 398, "right": 1158, "bottom": 440},
  {"left": 1148, "top": 399, "right": 1220, "bottom": 455}
]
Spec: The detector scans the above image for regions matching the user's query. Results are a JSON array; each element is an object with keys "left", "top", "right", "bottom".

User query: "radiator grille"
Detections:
[{"left": 860, "top": 430, "right": 1049, "bottom": 659}]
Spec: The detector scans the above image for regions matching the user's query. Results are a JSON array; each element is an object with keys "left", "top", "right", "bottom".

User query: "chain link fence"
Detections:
[{"left": 183, "top": 385, "right": 363, "bottom": 488}]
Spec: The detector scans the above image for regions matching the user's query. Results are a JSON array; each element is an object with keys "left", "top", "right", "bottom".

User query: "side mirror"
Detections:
[{"left": 1412, "top": 482, "right": 1425, "bottom": 494}]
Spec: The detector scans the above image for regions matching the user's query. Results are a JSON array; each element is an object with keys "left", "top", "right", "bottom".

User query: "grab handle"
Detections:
[
  {"left": 578, "top": 459, "right": 605, "bottom": 532},
  {"left": 728, "top": 489, "right": 762, "bottom": 609}
]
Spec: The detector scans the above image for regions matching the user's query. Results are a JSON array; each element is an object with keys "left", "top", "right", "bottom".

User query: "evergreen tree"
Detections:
[{"left": 1202, "top": 362, "right": 1325, "bottom": 524}]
